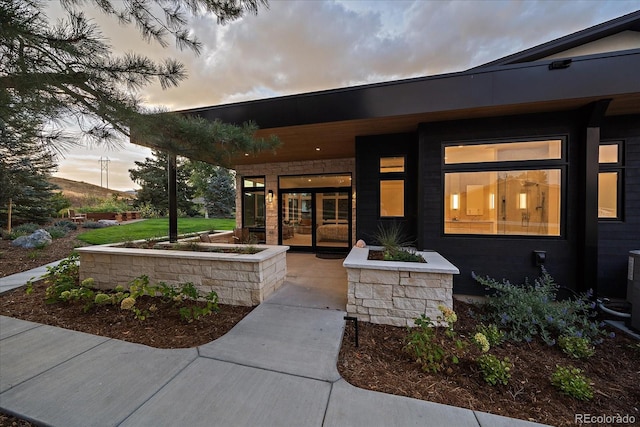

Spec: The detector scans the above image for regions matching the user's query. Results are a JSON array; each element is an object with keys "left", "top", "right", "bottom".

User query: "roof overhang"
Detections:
[{"left": 138, "top": 50, "right": 640, "bottom": 166}]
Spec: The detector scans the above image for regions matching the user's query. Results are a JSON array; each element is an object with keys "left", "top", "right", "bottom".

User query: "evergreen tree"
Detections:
[
  {"left": 1, "top": 0, "right": 269, "bottom": 150},
  {"left": 189, "top": 162, "right": 236, "bottom": 218},
  {"left": 204, "top": 169, "right": 236, "bottom": 218},
  {"left": 129, "top": 150, "right": 197, "bottom": 216},
  {"left": 2, "top": 0, "right": 278, "bottom": 227},
  {"left": 0, "top": 135, "right": 58, "bottom": 227}
]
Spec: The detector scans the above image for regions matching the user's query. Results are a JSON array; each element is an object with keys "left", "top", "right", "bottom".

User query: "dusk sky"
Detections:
[{"left": 51, "top": 0, "right": 639, "bottom": 191}]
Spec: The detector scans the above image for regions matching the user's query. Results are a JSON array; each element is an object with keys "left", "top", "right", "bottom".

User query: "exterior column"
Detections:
[{"left": 580, "top": 100, "right": 611, "bottom": 294}]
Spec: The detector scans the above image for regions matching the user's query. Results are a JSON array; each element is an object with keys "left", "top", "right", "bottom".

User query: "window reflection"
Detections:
[
  {"left": 598, "top": 172, "right": 618, "bottom": 218},
  {"left": 445, "top": 140, "right": 562, "bottom": 164},
  {"left": 444, "top": 170, "right": 561, "bottom": 236},
  {"left": 380, "top": 180, "right": 404, "bottom": 217}
]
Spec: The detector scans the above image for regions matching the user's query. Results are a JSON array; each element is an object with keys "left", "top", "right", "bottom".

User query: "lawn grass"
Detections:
[{"left": 77, "top": 218, "right": 236, "bottom": 245}]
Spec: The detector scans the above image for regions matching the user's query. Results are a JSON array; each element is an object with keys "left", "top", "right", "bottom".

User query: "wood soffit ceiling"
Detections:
[{"left": 232, "top": 93, "right": 640, "bottom": 166}]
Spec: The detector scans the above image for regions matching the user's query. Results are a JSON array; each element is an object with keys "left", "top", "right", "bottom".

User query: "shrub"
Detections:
[
  {"left": 53, "top": 220, "right": 77, "bottom": 231},
  {"left": 136, "top": 201, "right": 161, "bottom": 219},
  {"left": 78, "top": 198, "right": 130, "bottom": 213},
  {"left": 472, "top": 333, "right": 490, "bottom": 353},
  {"left": 43, "top": 253, "right": 80, "bottom": 303},
  {"left": 472, "top": 269, "right": 605, "bottom": 346},
  {"left": 373, "top": 222, "right": 413, "bottom": 251},
  {"left": 558, "top": 335, "right": 595, "bottom": 359},
  {"left": 46, "top": 226, "right": 68, "bottom": 239},
  {"left": 39, "top": 268, "right": 219, "bottom": 323},
  {"left": 550, "top": 365, "right": 593, "bottom": 401},
  {"left": 82, "top": 220, "right": 107, "bottom": 229},
  {"left": 383, "top": 248, "right": 425, "bottom": 263},
  {"left": 372, "top": 222, "right": 424, "bottom": 263},
  {"left": 176, "top": 282, "right": 219, "bottom": 323},
  {"left": 94, "top": 293, "right": 113, "bottom": 305},
  {"left": 475, "top": 324, "right": 505, "bottom": 347},
  {"left": 477, "top": 354, "right": 512, "bottom": 386},
  {"left": 405, "top": 306, "right": 463, "bottom": 373},
  {"left": 8, "top": 223, "right": 41, "bottom": 239}
]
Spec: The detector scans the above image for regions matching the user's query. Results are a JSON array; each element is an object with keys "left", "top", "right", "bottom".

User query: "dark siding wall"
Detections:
[
  {"left": 418, "top": 112, "right": 584, "bottom": 295},
  {"left": 599, "top": 115, "right": 640, "bottom": 298},
  {"left": 355, "top": 133, "right": 419, "bottom": 243}
]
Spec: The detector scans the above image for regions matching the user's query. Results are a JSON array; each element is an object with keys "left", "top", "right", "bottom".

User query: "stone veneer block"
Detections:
[
  {"left": 77, "top": 242, "right": 289, "bottom": 307},
  {"left": 343, "top": 246, "right": 459, "bottom": 327}
]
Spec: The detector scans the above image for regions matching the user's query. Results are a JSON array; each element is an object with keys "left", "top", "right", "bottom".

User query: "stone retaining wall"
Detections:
[
  {"left": 343, "top": 247, "right": 459, "bottom": 327},
  {"left": 77, "top": 244, "right": 289, "bottom": 306}
]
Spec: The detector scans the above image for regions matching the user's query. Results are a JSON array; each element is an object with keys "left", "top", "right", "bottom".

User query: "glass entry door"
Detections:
[
  {"left": 280, "top": 190, "right": 350, "bottom": 251},
  {"left": 281, "top": 192, "right": 312, "bottom": 248},
  {"left": 315, "top": 192, "right": 349, "bottom": 250}
]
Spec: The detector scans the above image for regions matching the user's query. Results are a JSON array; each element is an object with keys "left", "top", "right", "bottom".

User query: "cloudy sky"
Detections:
[{"left": 51, "top": 0, "right": 639, "bottom": 191}]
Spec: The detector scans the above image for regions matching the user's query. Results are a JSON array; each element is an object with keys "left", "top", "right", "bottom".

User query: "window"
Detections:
[
  {"left": 380, "top": 180, "right": 404, "bottom": 217},
  {"left": 321, "top": 192, "right": 349, "bottom": 223},
  {"left": 445, "top": 140, "right": 562, "bottom": 164},
  {"left": 242, "top": 177, "right": 265, "bottom": 228},
  {"left": 598, "top": 142, "right": 623, "bottom": 220},
  {"left": 443, "top": 139, "right": 564, "bottom": 236},
  {"left": 380, "top": 157, "right": 405, "bottom": 173},
  {"left": 379, "top": 156, "right": 406, "bottom": 218}
]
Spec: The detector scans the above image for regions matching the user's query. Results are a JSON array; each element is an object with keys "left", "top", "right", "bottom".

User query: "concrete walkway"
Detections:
[{"left": 0, "top": 254, "right": 548, "bottom": 427}]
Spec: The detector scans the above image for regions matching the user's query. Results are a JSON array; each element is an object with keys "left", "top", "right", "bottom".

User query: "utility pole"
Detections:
[{"left": 99, "top": 157, "right": 110, "bottom": 188}]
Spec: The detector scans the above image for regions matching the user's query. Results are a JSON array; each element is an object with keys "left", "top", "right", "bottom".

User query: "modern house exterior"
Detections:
[{"left": 138, "top": 11, "right": 640, "bottom": 298}]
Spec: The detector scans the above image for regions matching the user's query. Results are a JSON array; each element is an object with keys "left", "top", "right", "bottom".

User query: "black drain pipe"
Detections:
[{"left": 344, "top": 316, "right": 359, "bottom": 347}]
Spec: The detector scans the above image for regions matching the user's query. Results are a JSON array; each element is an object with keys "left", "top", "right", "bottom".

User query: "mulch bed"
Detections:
[
  {"left": 0, "top": 278, "right": 253, "bottom": 349},
  {"left": 0, "top": 228, "right": 88, "bottom": 278},
  {"left": 337, "top": 300, "right": 640, "bottom": 427}
]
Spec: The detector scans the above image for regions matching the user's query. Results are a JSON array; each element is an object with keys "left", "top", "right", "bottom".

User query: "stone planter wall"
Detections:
[
  {"left": 77, "top": 243, "right": 289, "bottom": 306},
  {"left": 343, "top": 247, "right": 459, "bottom": 327}
]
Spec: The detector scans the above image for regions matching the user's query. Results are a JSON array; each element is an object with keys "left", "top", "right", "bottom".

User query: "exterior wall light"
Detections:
[{"left": 267, "top": 190, "right": 274, "bottom": 204}]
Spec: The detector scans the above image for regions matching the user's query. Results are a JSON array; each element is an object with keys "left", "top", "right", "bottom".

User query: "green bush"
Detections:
[
  {"left": 53, "top": 220, "right": 77, "bottom": 231},
  {"left": 43, "top": 253, "right": 80, "bottom": 303},
  {"left": 373, "top": 222, "right": 413, "bottom": 251},
  {"left": 82, "top": 220, "right": 107, "bottom": 229},
  {"left": 46, "top": 226, "right": 68, "bottom": 239},
  {"left": 8, "top": 222, "right": 41, "bottom": 239},
  {"left": 472, "top": 269, "right": 605, "bottom": 346},
  {"left": 372, "top": 223, "right": 424, "bottom": 263},
  {"left": 383, "top": 248, "right": 425, "bottom": 263},
  {"left": 558, "top": 335, "right": 595, "bottom": 359},
  {"left": 550, "top": 365, "right": 593, "bottom": 401},
  {"left": 77, "top": 198, "right": 130, "bottom": 213},
  {"left": 14, "top": 222, "right": 41, "bottom": 234},
  {"left": 176, "top": 282, "right": 219, "bottom": 323},
  {"left": 40, "top": 265, "right": 219, "bottom": 323},
  {"left": 477, "top": 354, "right": 512, "bottom": 386},
  {"left": 136, "top": 202, "right": 161, "bottom": 219},
  {"left": 475, "top": 324, "right": 505, "bottom": 347},
  {"left": 405, "top": 306, "right": 463, "bottom": 373}
]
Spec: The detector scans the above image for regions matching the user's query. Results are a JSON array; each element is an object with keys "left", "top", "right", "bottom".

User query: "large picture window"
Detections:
[
  {"left": 443, "top": 139, "right": 564, "bottom": 236},
  {"left": 242, "top": 177, "right": 265, "bottom": 228}
]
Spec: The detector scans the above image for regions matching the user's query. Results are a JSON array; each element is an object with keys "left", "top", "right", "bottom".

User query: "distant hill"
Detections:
[{"left": 49, "top": 177, "right": 136, "bottom": 207}]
